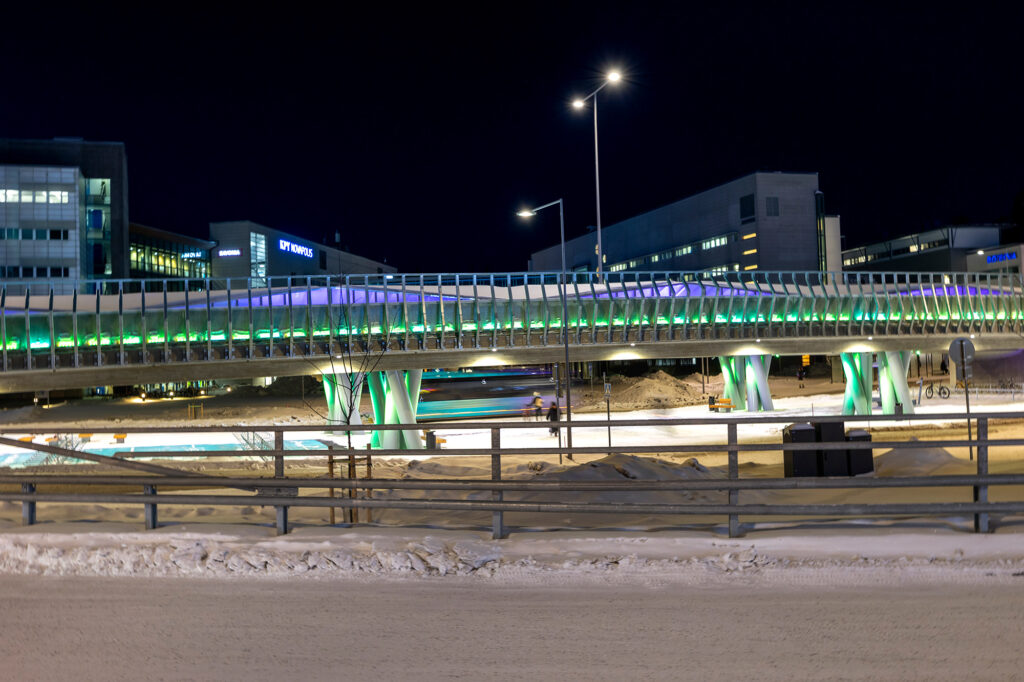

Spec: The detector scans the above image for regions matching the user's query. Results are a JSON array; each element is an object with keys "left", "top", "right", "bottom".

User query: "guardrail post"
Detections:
[
  {"left": 21, "top": 483, "right": 35, "bottom": 526},
  {"left": 144, "top": 484, "right": 158, "bottom": 530},
  {"left": 727, "top": 422, "right": 740, "bottom": 538},
  {"left": 274, "top": 430, "right": 284, "bottom": 477},
  {"left": 276, "top": 505, "right": 288, "bottom": 535},
  {"left": 491, "top": 428, "right": 505, "bottom": 539},
  {"left": 974, "top": 417, "right": 989, "bottom": 533}
]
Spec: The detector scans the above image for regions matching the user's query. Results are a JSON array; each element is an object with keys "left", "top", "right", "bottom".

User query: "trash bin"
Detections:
[
  {"left": 425, "top": 430, "right": 438, "bottom": 449},
  {"left": 813, "top": 421, "right": 848, "bottom": 476},
  {"left": 846, "top": 429, "right": 874, "bottom": 475},
  {"left": 783, "top": 423, "right": 818, "bottom": 477}
]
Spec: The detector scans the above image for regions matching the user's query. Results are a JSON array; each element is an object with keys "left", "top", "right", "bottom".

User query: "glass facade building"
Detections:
[
  {"left": 128, "top": 223, "right": 214, "bottom": 280},
  {"left": 0, "top": 138, "right": 130, "bottom": 293}
]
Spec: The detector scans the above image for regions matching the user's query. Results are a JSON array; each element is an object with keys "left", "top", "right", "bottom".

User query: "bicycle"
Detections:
[{"left": 924, "top": 382, "right": 950, "bottom": 399}]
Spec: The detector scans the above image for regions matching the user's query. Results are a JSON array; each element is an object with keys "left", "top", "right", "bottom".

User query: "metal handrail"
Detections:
[{"left": 0, "top": 412, "right": 1018, "bottom": 539}]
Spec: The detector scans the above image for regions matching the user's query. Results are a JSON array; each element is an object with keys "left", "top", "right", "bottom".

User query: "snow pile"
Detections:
[
  {"left": 2, "top": 528, "right": 1023, "bottom": 580},
  {"left": 874, "top": 441, "right": 971, "bottom": 476}
]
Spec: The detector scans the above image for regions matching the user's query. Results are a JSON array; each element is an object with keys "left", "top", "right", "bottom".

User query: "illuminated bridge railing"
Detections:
[{"left": 1, "top": 270, "right": 1022, "bottom": 371}]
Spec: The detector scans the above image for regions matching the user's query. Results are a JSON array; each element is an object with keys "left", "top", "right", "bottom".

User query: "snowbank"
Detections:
[{"left": 1, "top": 526, "right": 1023, "bottom": 581}]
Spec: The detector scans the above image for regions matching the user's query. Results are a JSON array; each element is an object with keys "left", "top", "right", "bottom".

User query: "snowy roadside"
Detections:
[{"left": 2, "top": 524, "right": 1023, "bottom": 584}]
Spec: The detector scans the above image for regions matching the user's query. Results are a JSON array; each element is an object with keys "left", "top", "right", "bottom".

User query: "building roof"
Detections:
[{"left": 129, "top": 223, "right": 216, "bottom": 249}]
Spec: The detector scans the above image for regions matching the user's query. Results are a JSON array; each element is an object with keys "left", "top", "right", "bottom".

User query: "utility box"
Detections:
[
  {"left": 814, "top": 421, "right": 848, "bottom": 476},
  {"left": 846, "top": 429, "right": 874, "bottom": 475},
  {"left": 783, "top": 423, "right": 818, "bottom": 477}
]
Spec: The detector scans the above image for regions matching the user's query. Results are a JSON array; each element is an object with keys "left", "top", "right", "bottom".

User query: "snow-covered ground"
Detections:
[{"left": 1, "top": 391, "right": 1023, "bottom": 581}]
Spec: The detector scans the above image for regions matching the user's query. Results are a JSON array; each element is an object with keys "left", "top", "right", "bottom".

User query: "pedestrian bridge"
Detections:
[{"left": 1, "top": 270, "right": 1022, "bottom": 394}]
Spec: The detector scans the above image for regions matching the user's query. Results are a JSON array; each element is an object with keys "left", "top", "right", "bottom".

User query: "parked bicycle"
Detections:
[{"left": 924, "top": 382, "right": 951, "bottom": 399}]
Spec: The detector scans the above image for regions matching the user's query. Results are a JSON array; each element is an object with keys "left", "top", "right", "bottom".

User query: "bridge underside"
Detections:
[{"left": 1, "top": 332, "right": 1019, "bottom": 393}]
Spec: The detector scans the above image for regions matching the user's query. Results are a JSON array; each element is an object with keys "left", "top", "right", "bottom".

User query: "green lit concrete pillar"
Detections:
[
  {"left": 718, "top": 355, "right": 774, "bottom": 412},
  {"left": 719, "top": 356, "right": 746, "bottom": 409},
  {"left": 322, "top": 372, "right": 365, "bottom": 429},
  {"left": 840, "top": 352, "right": 873, "bottom": 415},
  {"left": 367, "top": 370, "right": 424, "bottom": 450},
  {"left": 744, "top": 354, "right": 774, "bottom": 412},
  {"left": 878, "top": 351, "right": 914, "bottom": 415}
]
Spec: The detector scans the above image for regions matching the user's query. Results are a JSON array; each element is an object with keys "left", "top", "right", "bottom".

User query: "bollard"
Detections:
[
  {"left": 491, "top": 428, "right": 505, "bottom": 539},
  {"left": 144, "top": 484, "right": 158, "bottom": 530},
  {"left": 727, "top": 423, "right": 740, "bottom": 538},
  {"left": 274, "top": 431, "right": 284, "bottom": 477},
  {"left": 348, "top": 452, "right": 357, "bottom": 524},
  {"left": 276, "top": 505, "right": 288, "bottom": 535},
  {"left": 327, "top": 450, "right": 336, "bottom": 526},
  {"left": 365, "top": 445, "right": 373, "bottom": 524},
  {"left": 974, "top": 417, "right": 990, "bottom": 533},
  {"left": 21, "top": 483, "right": 36, "bottom": 526}
]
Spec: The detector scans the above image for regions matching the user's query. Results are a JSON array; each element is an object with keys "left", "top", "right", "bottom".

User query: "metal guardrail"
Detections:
[{"left": 2, "top": 411, "right": 1022, "bottom": 538}]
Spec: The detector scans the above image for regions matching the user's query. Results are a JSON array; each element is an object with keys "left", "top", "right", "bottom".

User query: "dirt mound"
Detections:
[{"left": 578, "top": 370, "right": 708, "bottom": 412}]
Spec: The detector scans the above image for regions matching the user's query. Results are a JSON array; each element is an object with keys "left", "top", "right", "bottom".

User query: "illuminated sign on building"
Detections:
[
  {"left": 279, "top": 239, "right": 314, "bottom": 258},
  {"left": 182, "top": 251, "right": 204, "bottom": 259},
  {"left": 987, "top": 252, "right": 1017, "bottom": 263},
  {"left": 217, "top": 248, "right": 242, "bottom": 257}
]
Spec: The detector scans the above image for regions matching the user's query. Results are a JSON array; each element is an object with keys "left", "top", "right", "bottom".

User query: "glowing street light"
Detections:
[
  {"left": 517, "top": 199, "right": 574, "bottom": 460},
  {"left": 570, "top": 70, "right": 623, "bottom": 279}
]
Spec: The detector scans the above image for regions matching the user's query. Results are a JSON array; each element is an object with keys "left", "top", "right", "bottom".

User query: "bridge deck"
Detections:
[{"left": 2, "top": 271, "right": 1022, "bottom": 392}]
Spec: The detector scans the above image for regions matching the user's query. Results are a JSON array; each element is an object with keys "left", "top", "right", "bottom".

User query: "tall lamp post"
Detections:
[
  {"left": 572, "top": 70, "right": 621, "bottom": 279},
  {"left": 517, "top": 199, "right": 573, "bottom": 458}
]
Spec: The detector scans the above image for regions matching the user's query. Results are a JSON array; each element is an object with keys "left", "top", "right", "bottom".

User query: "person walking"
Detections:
[
  {"left": 797, "top": 366, "right": 805, "bottom": 389},
  {"left": 530, "top": 392, "right": 544, "bottom": 421},
  {"left": 546, "top": 401, "right": 560, "bottom": 436}
]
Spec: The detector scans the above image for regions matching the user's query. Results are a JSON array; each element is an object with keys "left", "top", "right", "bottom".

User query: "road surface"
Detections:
[{"left": 2, "top": 575, "right": 1023, "bottom": 680}]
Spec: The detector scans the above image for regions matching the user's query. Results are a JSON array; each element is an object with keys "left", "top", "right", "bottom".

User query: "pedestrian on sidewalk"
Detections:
[{"left": 546, "top": 401, "right": 560, "bottom": 436}]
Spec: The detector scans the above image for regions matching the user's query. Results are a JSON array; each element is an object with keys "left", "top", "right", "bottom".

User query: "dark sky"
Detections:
[{"left": 3, "top": 3, "right": 1022, "bottom": 271}]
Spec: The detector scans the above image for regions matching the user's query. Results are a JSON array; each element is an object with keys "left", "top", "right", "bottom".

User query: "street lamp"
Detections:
[
  {"left": 571, "top": 70, "right": 622, "bottom": 279},
  {"left": 517, "top": 199, "right": 573, "bottom": 459}
]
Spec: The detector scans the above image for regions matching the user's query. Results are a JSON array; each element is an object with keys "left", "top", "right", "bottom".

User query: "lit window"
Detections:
[
  {"left": 743, "top": 264, "right": 758, "bottom": 271},
  {"left": 743, "top": 248, "right": 757, "bottom": 256},
  {"left": 650, "top": 254, "right": 659, "bottom": 263},
  {"left": 35, "top": 191, "right": 46, "bottom": 203},
  {"left": 20, "top": 191, "right": 33, "bottom": 203},
  {"left": 742, "top": 232, "right": 757, "bottom": 240},
  {"left": 49, "top": 191, "right": 61, "bottom": 204},
  {"left": 61, "top": 191, "right": 69, "bottom": 203},
  {"left": 6, "top": 190, "right": 18, "bottom": 202}
]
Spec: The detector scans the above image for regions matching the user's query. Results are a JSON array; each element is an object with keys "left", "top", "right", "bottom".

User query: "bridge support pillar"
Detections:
[
  {"left": 323, "top": 372, "right": 366, "bottom": 429},
  {"left": 840, "top": 352, "right": 873, "bottom": 415},
  {"left": 366, "top": 370, "right": 424, "bottom": 450},
  {"left": 718, "top": 354, "right": 773, "bottom": 412},
  {"left": 878, "top": 351, "right": 915, "bottom": 415}
]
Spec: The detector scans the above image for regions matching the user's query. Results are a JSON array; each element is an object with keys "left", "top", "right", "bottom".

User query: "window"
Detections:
[
  {"left": 20, "top": 191, "right": 32, "bottom": 203},
  {"left": 743, "top": 264, "right": 758, "bottom": 271},
  {"left": 742, "top": 248, "right": 757, "bottom": 256},
  {"left": 49, "top": 229, "right": 69, "bottom": 240},
  {"left": 701, "top": 235, "right": 728, "bottom": 250},
  {"left": 21, "top": 228, "right": 33, "bottom": 240},
  {"left": 674, "top": 245, "right": 692, "bottom": 257},
  {"left": 250, "top": 231, "right": 267, "bottom": 283},
  {"left": 740, "top": 194, "right": 756, "bottom": 224},
  {"left": 765, "top": 197, "right": 780, "bottom": 217},
  {"left": 742, "top": 232, "right": 757, "bottom": 240},
  {"left": 35, "top": 229, "right": 46, "bottom": 240}
]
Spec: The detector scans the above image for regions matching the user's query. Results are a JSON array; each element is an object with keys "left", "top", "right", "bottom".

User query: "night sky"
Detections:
[{"left": 2, "top": 3, "right": 1022, "bottom": 271}]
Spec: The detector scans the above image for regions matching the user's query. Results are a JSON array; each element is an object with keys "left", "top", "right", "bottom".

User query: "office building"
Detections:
[
  {"left": 210, "top": 220, "right": 395, "bottom": 282},
  {"left": 129, "top": 223, "right": 215, "bottom": 280},
  {"left": 529, "top": 172, "right": 840, "bottom": 275},
  {"left": 841, "top": 225, "right": 1008, "bottom": 273},
  {"left": 0, "top": 138, "right": 129, "bottom": 290}
]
